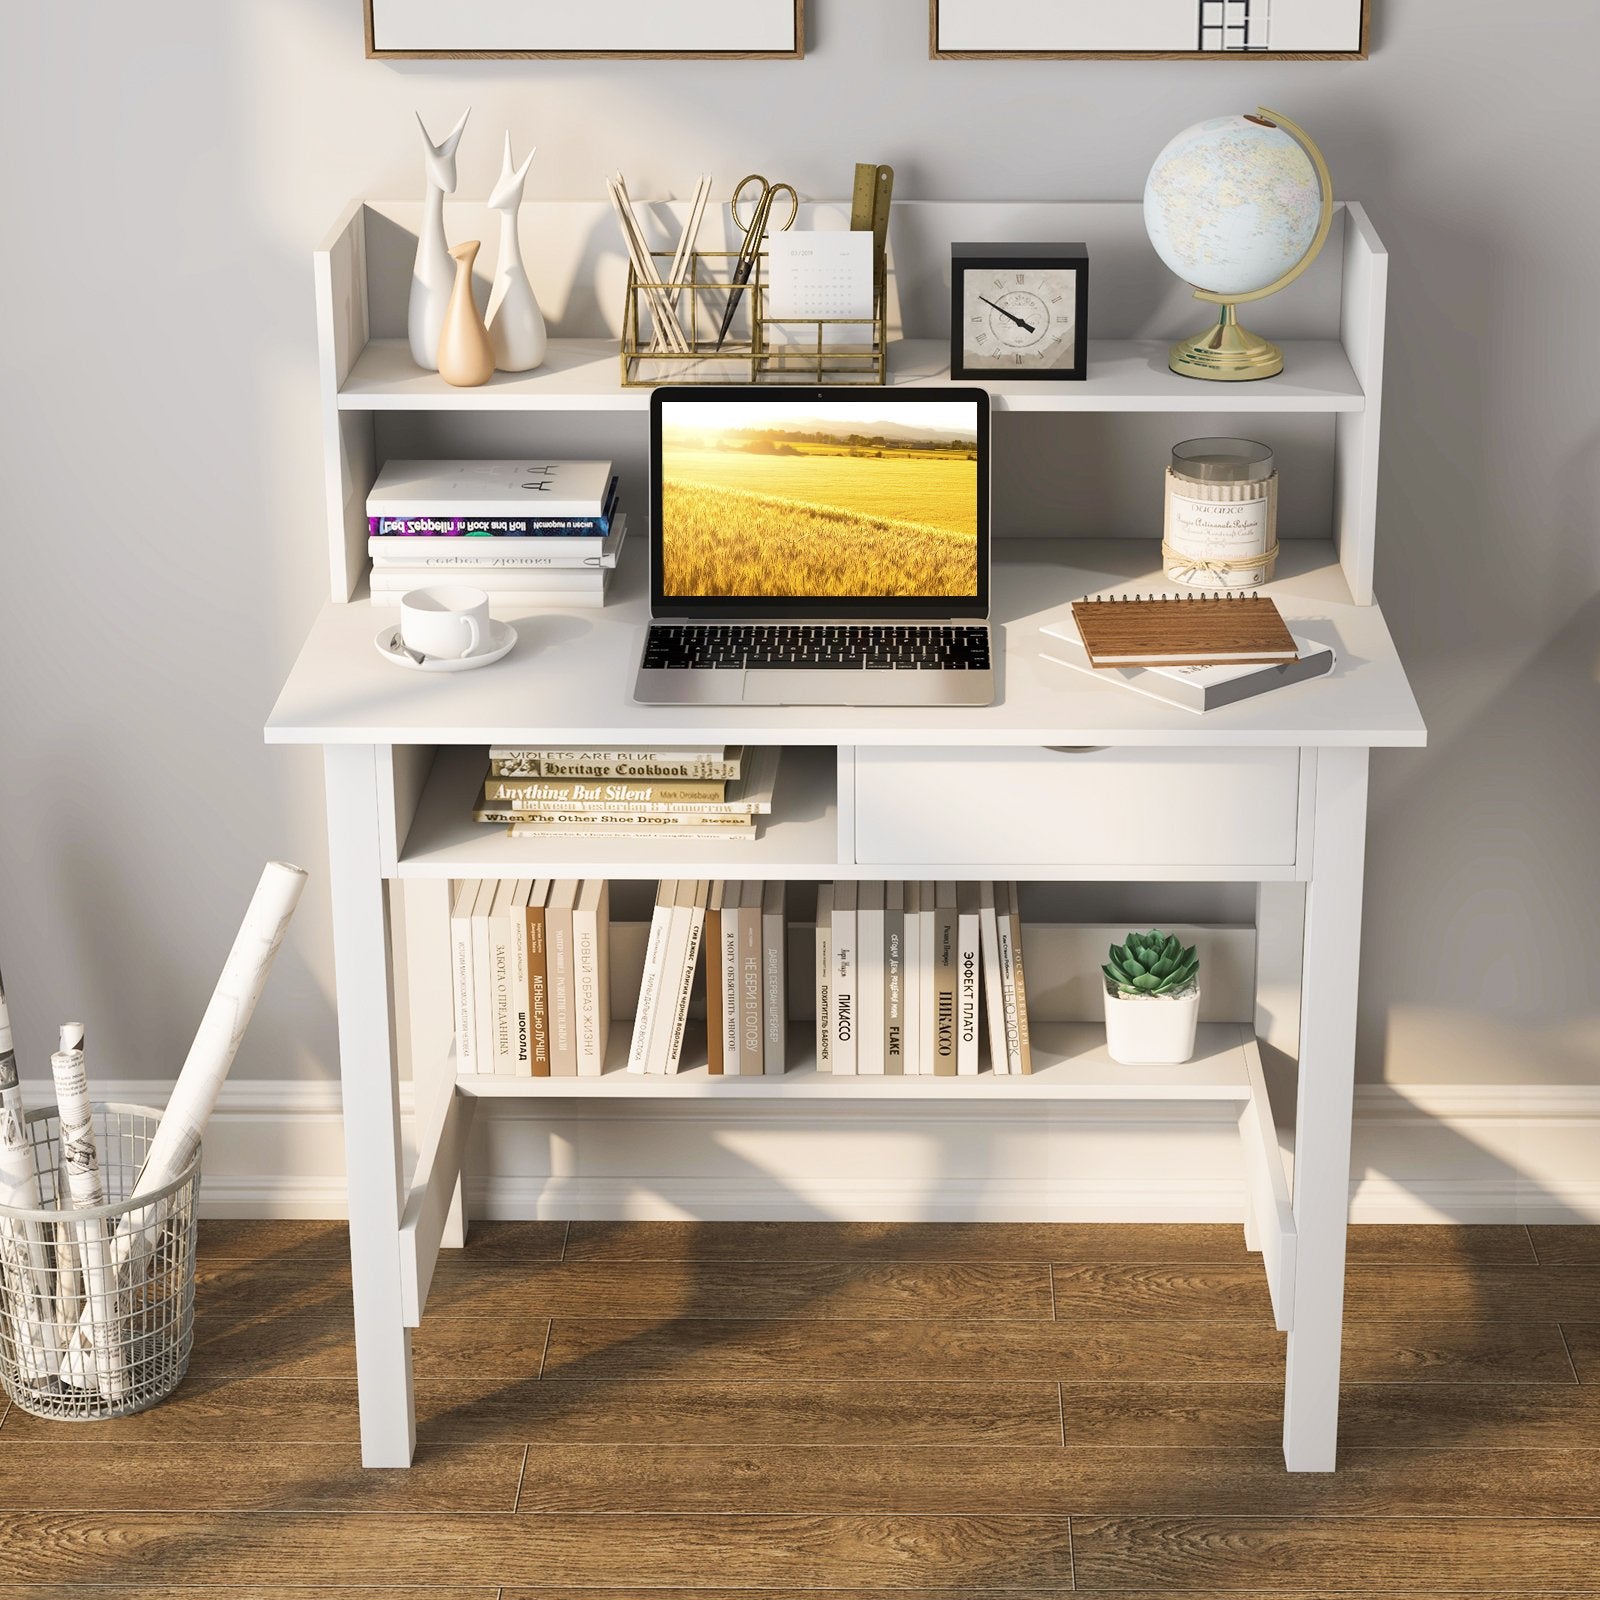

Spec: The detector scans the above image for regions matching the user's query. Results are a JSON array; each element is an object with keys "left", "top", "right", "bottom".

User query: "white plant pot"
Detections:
[{"left": 1103, "top": 986, "right": 1201, "bottom": 1066}]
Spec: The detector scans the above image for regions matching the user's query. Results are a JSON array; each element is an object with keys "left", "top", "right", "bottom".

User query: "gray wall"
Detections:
[{"left": 1, "top": 0, "right": 1595, "bottom": 1093}]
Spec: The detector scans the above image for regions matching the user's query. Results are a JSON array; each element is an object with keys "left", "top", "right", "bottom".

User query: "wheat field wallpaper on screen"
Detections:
[{"left": 659, "top": 401, "right": 979, "bottom": 598}]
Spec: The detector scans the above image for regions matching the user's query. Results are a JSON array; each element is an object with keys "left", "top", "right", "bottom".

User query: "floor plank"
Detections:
[
  {"left": 1344, "top": 1224, "right": 1536, "bottom": 1264},
  {"left": 7, "top": 1591, "right": 498, "bottom": 1600},
  {"left": 565, "top": 1221, "right": 1255, "bottom": 1263},
  {"left": 0, "top": 1512, "right": 1075, "bottom": 1589},
  {"left": 514, "top": 1442, "right": 1600, "bottom": 1517},
  {"left": 542, "top": 1315, "right": 1571, "bottom": 1385},
  {"left": 1343, "top": 1265, "right": 1600, "bottom": 1320},
  {"left": 0, "top": 1374, "right": 1059, "bottom": 1447},
  {"left": 1070, "top": 1516, "right": 1600, "bottom": 1591},
  {"left": 1561, "top": 1321, "right": 1598, "bottom": 1381},
  {"left": 0, "top": 1441, "right": 522, "bottom": 1511},
  {"left": 1529, "top": 1224, "right": 1600, "bottom": 1263},
  {"left": 425, "top": 1258, "right": 1055, "bottom": 1321},
  {"left": 1055, "top": 1380, "right": 1600, "bottom": 1448},
  {"left": 196, "top": 1219, "right": 352, "bottom": 1261}
]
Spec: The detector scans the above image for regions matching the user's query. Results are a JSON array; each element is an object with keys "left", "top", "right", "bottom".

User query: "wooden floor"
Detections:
[{"left": 3, "top": 1221, "right": 1599, "bottom": 1597}]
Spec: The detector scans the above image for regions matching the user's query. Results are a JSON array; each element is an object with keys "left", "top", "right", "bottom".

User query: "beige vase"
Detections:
[{"left": 437, "top": 240, "right": 496, "bottom": 387}]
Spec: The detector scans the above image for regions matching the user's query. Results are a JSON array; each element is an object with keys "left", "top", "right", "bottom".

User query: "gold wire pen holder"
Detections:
[{"left": 620, "top": 249, "right": 887, "bottom": 387}]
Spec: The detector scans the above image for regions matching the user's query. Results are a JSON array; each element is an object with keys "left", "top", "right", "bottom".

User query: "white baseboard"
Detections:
[{"left": 71, "top": 1076, "right": 1600, "bottom": 1225}]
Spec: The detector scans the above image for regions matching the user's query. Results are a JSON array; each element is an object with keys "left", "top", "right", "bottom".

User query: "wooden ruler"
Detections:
[{"left": 851, "top": 162, "right": 894, "bottom": 301}]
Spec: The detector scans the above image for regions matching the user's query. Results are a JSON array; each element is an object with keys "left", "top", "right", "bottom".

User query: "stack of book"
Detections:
[
  {"left": 626, "top": 880, "right": 787, "bottom": 1075},
  {"left": 448, "top": 878, "right": 611, "bottom": 1076},
  {"left": 474, "top": 746, "right": 779, "bottom": 840},
  {"left": 367, "top": 458, "right": 623, "bottom": 609},
  {"left": 816, "top": 881, "right": 1031, "bottom": 1076}
]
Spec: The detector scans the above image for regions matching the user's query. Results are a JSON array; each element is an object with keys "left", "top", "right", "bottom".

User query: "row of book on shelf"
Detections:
[
  {"left": 626, "top": 878, "right": 1032, "bottom": 1077},
  {"left": 447, "top": 874, "right": 1034, "bottom": 1079},
  {"left": 367, "top": 458, "right": 622, "bottom": 608},
  {"left": 449, "top": 878, "right": 611, "bottom": 1076},
  {"left": 474, "top": 745, "right": 778, "bottom": 840}
]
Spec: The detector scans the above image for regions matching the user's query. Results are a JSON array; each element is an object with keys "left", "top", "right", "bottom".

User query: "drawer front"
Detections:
[{"left": 854, "top": 746, "right": 1301, "bottom": 868}]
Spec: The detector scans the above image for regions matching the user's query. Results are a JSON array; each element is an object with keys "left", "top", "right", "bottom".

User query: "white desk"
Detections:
[{"left": 267, "top": 534, "right": 1424, "bottom": 1473}]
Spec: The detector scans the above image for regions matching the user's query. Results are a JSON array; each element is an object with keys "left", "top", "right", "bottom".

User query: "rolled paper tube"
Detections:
[
  {"left": 50, "top": 1047, "right": 127, "bottom": 1399},
  {"left": 0, "top": 970, "right": 63, "bottom": 1386},
  {"left": 133, "top": 861, "right": 308, "bottom": 1198}
]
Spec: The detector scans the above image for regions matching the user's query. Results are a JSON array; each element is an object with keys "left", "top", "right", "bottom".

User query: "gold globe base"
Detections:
[{"left": 1168, "top": 303, "right": 1284, "bottom": 382}]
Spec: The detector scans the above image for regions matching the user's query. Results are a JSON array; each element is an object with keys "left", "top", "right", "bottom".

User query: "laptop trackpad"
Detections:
[{"left": 741, "top": 669, "right": 865, "bottom": 706}]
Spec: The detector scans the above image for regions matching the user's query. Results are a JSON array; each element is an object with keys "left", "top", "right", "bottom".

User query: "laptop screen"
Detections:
[{"left": 650, "top": 388, "right": 989, "bottom": 618}]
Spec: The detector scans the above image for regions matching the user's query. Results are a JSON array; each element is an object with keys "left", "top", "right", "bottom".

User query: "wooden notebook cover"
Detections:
[{"left": 1070, "top": 594, "right": 1298, "bottom": 666}]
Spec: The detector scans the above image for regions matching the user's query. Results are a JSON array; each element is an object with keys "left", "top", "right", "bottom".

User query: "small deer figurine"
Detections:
[
  {"left": 408, "top": 108, "right": 470, "bottom": 370},
  {"left": 486, "top": 134, "right": 545, "bottom": 373}
]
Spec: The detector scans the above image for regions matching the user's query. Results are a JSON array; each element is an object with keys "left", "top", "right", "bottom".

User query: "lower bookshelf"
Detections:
[{"left": 456, "top": 1020, "right": 1255, "bottom": 1100}]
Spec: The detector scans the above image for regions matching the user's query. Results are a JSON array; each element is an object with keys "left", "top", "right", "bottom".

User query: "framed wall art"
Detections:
[
  {"left": 366, "top": 0, "right": 805, "bottom": 60},
  {"left": 930, "top": 0, "right": 1368, "bottom": 60}
]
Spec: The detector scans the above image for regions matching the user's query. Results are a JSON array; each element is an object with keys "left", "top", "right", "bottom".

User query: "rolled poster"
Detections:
[
  {"left": 50, "top": 1046, "right": 128, "bottom": 1399},
  {"left": 0, "top": 970, "right": 62, "bottom": 1388}
]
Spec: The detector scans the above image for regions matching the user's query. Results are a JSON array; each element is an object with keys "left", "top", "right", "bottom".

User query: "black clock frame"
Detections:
[{"left": 951, "top": 242, "right": 1089, "bottom": 381}]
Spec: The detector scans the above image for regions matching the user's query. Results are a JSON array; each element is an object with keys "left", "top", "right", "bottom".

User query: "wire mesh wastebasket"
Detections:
[{"left": 0, "top": 1103, "right": 200, "bottom": 1419}]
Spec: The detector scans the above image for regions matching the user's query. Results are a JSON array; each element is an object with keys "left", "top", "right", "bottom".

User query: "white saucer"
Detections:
[{"left": 375, "top": 619, "right": 516, "bottom": 672}]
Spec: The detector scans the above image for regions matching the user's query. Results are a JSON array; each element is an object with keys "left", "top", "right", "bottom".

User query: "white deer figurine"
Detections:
[
  {"left": 408, "top": 107, "right": 471, "bottom": 370},
  {"left": 486, "top": 134, "right": 545, "bottom": 372}
]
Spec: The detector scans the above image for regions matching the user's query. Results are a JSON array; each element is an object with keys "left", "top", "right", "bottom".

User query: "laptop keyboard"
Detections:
[{"left": 642, "top": 623, "right": 992, "bottom": 672}]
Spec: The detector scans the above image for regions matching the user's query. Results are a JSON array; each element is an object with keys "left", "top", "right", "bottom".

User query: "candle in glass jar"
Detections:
[{"left": 1162, "top": 437, "right": 1278, "bottom": 589}]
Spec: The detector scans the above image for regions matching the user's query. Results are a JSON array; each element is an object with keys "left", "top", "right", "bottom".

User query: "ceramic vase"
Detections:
[
  {"left": 486, "top": 133, "right": 546, "bottom": 373},
  {"left": 407, "top": 108, "right": 470, "bottom": 371},
  {"left": 1103, "top": 986, "right": 1201, "bottom": 1066},
  {"left": 438, "top": 241, "right": 496, "bottom": 387}
]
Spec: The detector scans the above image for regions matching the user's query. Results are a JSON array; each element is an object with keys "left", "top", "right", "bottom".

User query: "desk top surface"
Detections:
[{"left": 265, "top": 539, "right": 1425, "bottom": 749}]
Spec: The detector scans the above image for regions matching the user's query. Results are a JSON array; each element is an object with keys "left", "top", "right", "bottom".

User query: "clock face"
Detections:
[{"left": 960, "top": 266, "right": 1080, "bottom": 371}]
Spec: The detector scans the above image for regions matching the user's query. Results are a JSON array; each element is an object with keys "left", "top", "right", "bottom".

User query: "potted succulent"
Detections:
[{"left": 1102, "top": 930, "right": 1200, "bottom": 1065}]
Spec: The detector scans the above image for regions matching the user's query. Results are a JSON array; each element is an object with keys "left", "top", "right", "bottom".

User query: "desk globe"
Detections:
[{"left": 1144, "top": 108, "right": 1333, "bottom": 382}]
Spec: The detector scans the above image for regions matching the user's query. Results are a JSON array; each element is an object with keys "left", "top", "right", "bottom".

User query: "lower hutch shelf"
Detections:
[{"left": 456, "top": 1021, "right": 1255, "bottom": 1100}]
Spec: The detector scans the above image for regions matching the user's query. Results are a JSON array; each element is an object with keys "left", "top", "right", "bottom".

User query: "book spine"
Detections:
[
  {"left": 450, "top": 886, "right": 476, "bottom": 1075},
  {"left": 477, "top": 799, "right": 753, "bottom": 819},
  {"left": 994, "top": 885, "right": 1021, "bottom": 1076},
  {"left": 574, "top": 894, "right": 605, "bottom": 1077},
  {"left": 704, "top": 897, "right": 724, "bottom": 1076},
  {"left": 665, "top": 903, "right": 707, "bottom": 1075},
  {"left": 762, "top": 884, "right": 786, "bottom": 1077},
  {"left": 648, "top": 886, "right": 695, "bottom": 1075},
  {"left": 884, "top": 890, "right": 904, "bottom": 1077},
  {"left": 626, "top": 889, "right": 675, "bottom": 1075},
  {"left": 371, "top": 588, "right": 608, "bottom": 609},
  {"left": 369, "top": 516, "right": 614, "bottom": 536},
  {"left": 814, "top": 887, "right": 833, "bottom": 1074},
  {"left": 490, "top": 899, "right": 515, "bottom": 1074},
  {"left": 1008, "top": 888, "right": 1033, "bottom": 1076},
  {"left": 527, "top": 900, "right": 550, "bottom": 1077},
  {"left": 933, "top": 883, "right": 958, "bottom": 1078},
  {"left": 721, "top": 891, "right": 741, "bottom": 1078},
  {"left": 547, "top": 893, "right": 576, "bottom": 1077},
  {"left": 489, "top": 755, "right": 740, "bottom": 781},
  {"left": 470, "top": 891, "right": 494, "bottom": 1079},
  {"left": 483, "top": 776, "right": 728, "bottom": 805},
  {"left": 739, "top": 897, "right": 763, "bottom": 1077},
  {"left": 831, "top": 883, "right": 857, "bottom": 1077},
  {"left": 978, "top": 882, "right": 1007, "bottom": 1076},
  {"left": 901, "top": 885, "right": 921, "bottom": 1076},
  {"left": 856, "top": 883, "right": 884, "bottom": 1076},
  {"left": 505, "top": 825, "right": 755, "bottom": 842},
  {"left": 508, "top": 890, "right": 531, "bottom": 1075},
  {"left": 957, "top": 884, "right": 982, "bottom": 1077}
]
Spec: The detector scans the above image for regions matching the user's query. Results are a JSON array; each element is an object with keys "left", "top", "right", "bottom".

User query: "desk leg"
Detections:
[
  {"left": 1282, "top": 745, "right": 1368, "bottom": 1472},
  {"left": 325, "top": 744, "right": 416, "bottom": 1468}
]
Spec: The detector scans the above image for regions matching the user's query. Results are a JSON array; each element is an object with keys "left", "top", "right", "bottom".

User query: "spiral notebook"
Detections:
[{"left": 1070, "top": 592, "right": 1298, "bottom": 667}]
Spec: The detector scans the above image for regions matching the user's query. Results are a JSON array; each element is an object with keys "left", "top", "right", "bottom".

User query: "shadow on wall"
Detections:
[{"left": 1361, "top": 594, "right": 1600, "bottom": 1086}]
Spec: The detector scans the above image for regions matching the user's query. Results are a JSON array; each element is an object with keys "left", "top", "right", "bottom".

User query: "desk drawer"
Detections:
[{"left": 853, "top": 747, "right": 1301, "bottom": 869}]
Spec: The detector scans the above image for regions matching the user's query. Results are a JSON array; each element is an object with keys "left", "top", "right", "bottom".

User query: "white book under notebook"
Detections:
[
  {"left": 1039, "top": 610, "right": 1335, "bottom": 714},
  {"left": 367, "top": 458, "right": 615, "bottom": 518}
]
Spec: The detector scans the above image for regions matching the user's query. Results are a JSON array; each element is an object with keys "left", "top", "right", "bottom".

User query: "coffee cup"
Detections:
[{"left": 399, "top": 586, "right": 489, "bottom": 661}]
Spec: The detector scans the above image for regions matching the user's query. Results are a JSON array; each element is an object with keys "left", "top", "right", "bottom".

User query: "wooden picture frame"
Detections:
[
  {"left": 366, "top": 0, "right": 804, "bottom": 59},
  {"left": 930, "top": 0, "right": 1368, "bottom": 60}
]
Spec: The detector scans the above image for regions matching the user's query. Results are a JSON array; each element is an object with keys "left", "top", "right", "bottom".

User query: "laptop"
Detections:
[{"left": 633, "top": 385, "right": 994, "bottom": 707}]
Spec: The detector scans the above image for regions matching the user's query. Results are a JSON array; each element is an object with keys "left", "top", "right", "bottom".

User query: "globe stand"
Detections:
[{"left": 1169, "top": 302, "right": 1284, "bottom": 383}]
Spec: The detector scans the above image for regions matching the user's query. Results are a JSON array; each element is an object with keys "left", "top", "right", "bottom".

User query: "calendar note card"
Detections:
[{"left": 765, "top": 231, "right": 875, "bottom": 346}]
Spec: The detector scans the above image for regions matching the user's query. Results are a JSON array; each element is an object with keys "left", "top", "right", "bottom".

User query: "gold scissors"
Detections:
[{"left": 715, "top": 172, "right": 799, "bottom": 350}]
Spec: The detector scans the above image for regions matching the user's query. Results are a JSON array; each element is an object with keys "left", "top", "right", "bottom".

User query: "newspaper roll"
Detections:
[
  {"left": 134, "top": 861, "right": 308, "bottom": 1197},
  {"left": 50, "top": 1047, "right": 128, "bottom": 1399},
  {"left": 0, "top": 970, "right": 62, "bottom": 1388}
]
